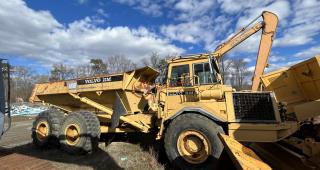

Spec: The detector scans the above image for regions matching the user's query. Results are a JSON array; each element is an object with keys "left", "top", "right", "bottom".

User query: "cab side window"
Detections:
[
  {"left": 170, "top": 64, "right": 190, "bottom": 87},
  {"left": 194, "top": 62, "right": 216, "bottom": 85}
]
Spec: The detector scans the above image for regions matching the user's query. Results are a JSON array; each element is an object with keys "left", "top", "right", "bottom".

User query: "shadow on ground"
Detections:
[
  {"left": 0, "top": 143, "right": 123, "bottom": 170},
  {"left": 0, "top": 117, "right": 168, "bottom": 170},
  {"left": 0, "top": 132, "right": 170, "bottom": 170}
]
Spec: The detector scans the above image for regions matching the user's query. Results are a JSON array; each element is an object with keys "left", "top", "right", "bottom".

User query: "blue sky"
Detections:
[{"left": 1, "top": 0, "right": 320, "bottom": 74}]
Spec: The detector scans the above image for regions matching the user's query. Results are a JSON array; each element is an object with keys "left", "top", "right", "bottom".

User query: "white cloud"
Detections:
[
  {"left": 113, "top": 0, "right": 223, "bottom": 51},
  {"left": 269, "top": 55, "right": 286, "bottom": 62},
  {"left": 275, "top": 0, "right": 320, "bottom": 46},
  {"left": 113, "top": 0, "right": 163, "bottom": 17},
  {"left": 223, "top": 0, "right": 290, "bottom": 54},
  {"left": 159, "top": 0, "right": 234, "bottom": 51},
  {"left": 5, "top": 0, "right": 315, "bottom": 69},
  {"left": 161, "top": 0, "right": 292, "bottom": 55},
  {"left": 218, "top": 0, "right": 275, "bottom": 14},
  {"left": 96, "top": 8, "right": 108, "bottom": 18},
  {"left": 160, "top": 17, "right": 215, "bottom": 44},
  {"left": 294, "top": 45, "right": 320, "bottom": 58},
  {"left": 243, "top": 57, "right": 252, "bottom": 63},
  {"left": 248, "top": 66, "right": 255, "bottom": 72},
  {"left": 172, "top": 0, "right": 216, "bottom": 21},
  {"left": 235, "top": 0, "right": 291, "bottom": 28},
  {"left": 160, "top": 15, "right": 234, "bottom": 51},
  {"left": 0, "top": 0, "right": 183, "bottom": 66},
  {"left": 113, "top": 0, "right": 320, "bottom": 56}
]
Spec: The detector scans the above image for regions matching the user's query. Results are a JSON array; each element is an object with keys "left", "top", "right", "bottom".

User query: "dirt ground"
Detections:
[{"left": 0, "top": 116, "right": 166, "bottom": 170}]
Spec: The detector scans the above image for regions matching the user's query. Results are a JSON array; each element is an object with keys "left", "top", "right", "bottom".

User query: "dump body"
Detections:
[
  {"left": 30, "top": 66, "right": 159, "bottom": 114},
  {"left": 261, "top": 55, "right": 320, "bottom": 121}
]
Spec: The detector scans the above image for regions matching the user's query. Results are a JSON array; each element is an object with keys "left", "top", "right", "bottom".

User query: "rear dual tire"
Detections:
[
  {"left": 59, "top": 111, "right": 101, "bottom": 154},
  {"left": 33, "top": 110, "right": 101, "bottom": 155},
  {"left": 32, "top": 109, "right": 64, "bottom": 147}
]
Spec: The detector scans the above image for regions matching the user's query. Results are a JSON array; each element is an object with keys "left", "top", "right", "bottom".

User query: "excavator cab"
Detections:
[{"left": 0, "top": 59, "right": 11, "bottom": 138}]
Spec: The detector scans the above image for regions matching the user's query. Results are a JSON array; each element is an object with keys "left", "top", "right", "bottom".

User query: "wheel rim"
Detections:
[
  {"left": 177, "top": 130, "right": 211, "bottom": 164},
  {"left": 65, "top": 123, "right": 81, "bottom": 146},
  {"left": 36, "top": 120, "right": 49, "bottom": 141}
]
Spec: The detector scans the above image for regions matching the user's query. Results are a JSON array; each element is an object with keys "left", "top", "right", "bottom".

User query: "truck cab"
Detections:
[
  {"left": 160, "top": 54, "right": 228, "bottom": 121},
  {"left": 159, "top": 54, "right": 299, "bottom": 142}
]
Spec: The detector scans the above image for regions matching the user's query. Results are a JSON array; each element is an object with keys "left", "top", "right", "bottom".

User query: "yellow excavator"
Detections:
[{"left": 212, "top": 11, "right": 278, "bottom": 91}]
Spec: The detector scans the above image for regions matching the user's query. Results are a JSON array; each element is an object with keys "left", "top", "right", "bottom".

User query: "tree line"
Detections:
[{"left": 9, "top": 53, "right": 251, "bottom": 102}]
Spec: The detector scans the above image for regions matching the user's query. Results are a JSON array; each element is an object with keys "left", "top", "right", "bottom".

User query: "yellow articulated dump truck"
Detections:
[
  {"left": 28, "top": 11, "right": 316, "bottom": 169},
  {"left": 29, "top": 62, "right": 298, "bottom": 169}
]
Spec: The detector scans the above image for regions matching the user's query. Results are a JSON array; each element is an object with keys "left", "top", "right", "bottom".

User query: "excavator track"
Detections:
[{"left": 0, "top": 153, "right": 55, "bottom": 170}]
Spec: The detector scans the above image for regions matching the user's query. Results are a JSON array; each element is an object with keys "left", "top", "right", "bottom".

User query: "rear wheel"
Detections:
[
  {"left": 32, "top": 109, "right": 65, "bottom": 147},
  {"left": 164, "top": 113, "right": 224, "bottom": 169},
  {"left": 59, "top": 111, "right": 100, "bottom": 154}
]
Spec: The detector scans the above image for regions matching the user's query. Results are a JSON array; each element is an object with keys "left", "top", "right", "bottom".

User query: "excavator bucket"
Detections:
[{"left": 218, "top": 133, "right": 271, "bottom": 170}]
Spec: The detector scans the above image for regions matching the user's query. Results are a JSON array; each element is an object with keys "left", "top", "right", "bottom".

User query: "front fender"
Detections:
[{"left": 165, "top": 107, "right": 226, "bottom": 123}]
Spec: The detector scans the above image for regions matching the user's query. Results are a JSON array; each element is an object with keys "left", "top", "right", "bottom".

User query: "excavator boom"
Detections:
[
  {"left": 212, "top": 11, "right": 278, "bottom": 90},
  {"left": 251, "top": 12, "right": 278, "bottom": 91},
  {"left": 213, "top": 22, "right": 263, "bottom": 58}
]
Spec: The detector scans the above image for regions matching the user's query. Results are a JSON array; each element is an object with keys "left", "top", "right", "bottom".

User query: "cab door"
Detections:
[{"left": 165, "top": 63, "right": 197, "bottom": 112}]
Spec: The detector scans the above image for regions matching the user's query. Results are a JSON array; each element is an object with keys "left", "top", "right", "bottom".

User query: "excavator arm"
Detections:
[{"left": 212, "top": 11, "right": 278, "bottom": 91}]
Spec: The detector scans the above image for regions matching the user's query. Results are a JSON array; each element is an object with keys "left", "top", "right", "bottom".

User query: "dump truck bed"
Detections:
[
  {"left": 30, "top": 66, "right": 159, "bottom": 113},
  {"left": 261, "top": 55, "right": 320, "bottom": 120}
]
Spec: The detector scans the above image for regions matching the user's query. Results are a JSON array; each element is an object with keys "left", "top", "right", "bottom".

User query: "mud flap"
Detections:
[{"left": 111, "top": 92, "right": 127, "bottom": 128}]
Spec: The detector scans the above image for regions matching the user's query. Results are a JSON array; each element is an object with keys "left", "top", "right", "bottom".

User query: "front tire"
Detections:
[
  {"left": 59, "top": 111, "right": 100, "bottom": 154},
  {"left": 164, "top": 113, "right": 224, "bottom": 169}
]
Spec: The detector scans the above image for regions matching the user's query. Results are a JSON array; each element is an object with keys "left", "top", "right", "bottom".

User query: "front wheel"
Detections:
[{"left": 164, "top": 113, "right": 224, "bottom": 169}]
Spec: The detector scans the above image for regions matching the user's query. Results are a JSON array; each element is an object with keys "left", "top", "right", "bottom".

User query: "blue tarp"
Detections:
[{"left": 11, "top": 104, "right": 48, "bottom": 116}]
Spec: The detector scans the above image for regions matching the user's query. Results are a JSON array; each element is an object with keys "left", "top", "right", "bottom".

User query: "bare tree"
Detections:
[
  {"left": 219, "top": 55, "right": 233, "bottom": 83},
  {"left": 141, "top": 58, "right": 150, "bottom": 67},
  {"left": 35, "top": 75, "right": 50, "bottom": 83},
  {"left": 228, "top": 58, "right": 252, "bottom": 90},
  {"left": 50, "top": 63, "right": 75, "bottom": 81},
  {"left": 74, "top": 65, "right": 92, "bottom": 78},
  {"left": 140, "top": 52, "right": 168, "bottom": 83},
  {"left": 106, "top": 55, "right": 136, "bottom": 73},
  {"left": 90, "top": 58, "right": 107, "bottom": 76},
  {"left": 10, "top": 66, "right": 36, "bottom": 101}
]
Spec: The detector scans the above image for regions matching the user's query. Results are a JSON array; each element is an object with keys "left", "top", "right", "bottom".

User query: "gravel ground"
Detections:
[{"left": 0, "top": 116, "right": 165, "bottom": 170}]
